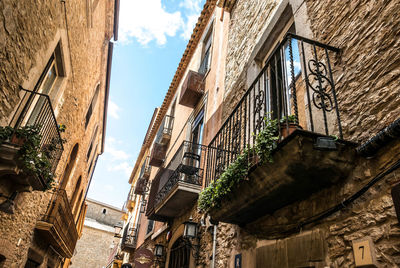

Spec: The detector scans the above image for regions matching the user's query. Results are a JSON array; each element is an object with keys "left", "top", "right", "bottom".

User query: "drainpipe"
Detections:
[{"left": 211, "top": 225, "right": 217, "bottom": 268}]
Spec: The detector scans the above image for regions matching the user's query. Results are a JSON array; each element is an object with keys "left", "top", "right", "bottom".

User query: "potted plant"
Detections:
[{"left": 279, "top": 115, "right": 302, "bottom": 139}]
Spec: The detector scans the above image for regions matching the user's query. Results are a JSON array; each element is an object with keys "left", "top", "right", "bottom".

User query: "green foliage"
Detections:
[
  {"left": 255, "top": 117, "right": 279, "bottom": 163},
  {"left": 0, "top": 125, "right": 60, "bottom": 190},
  {"left": 198, "top": 116, "right": 281, "bottom": 212},
  {"left": 198, "top": 148, "right": 251, "bottom": 212},
  {"left": 279, "top": 115, "right": 297, "bottom": 124}
]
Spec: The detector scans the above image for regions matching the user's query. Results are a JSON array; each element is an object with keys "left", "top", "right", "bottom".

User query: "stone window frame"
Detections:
[
  {"left": 242, "top": 0, "right": 313, "bottom": 89},
  {"left": 18, "top": 29, "right": 72, "bottom": 121},
  {"left": 198, "top": 15, "right": 215, "bottom": 76}
]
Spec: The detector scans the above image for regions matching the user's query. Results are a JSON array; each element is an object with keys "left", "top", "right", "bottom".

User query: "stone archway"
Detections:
[{"left": 60, "top": 143, "right": 79, "bottom": 190}]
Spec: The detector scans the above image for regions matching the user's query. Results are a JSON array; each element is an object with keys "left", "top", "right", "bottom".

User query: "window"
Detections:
[
  {"left": 198, "top": 24, "right": 213, "bottom": 75},
  {"left": 70, "top": 176, "right": 82, "bottom": 206},
  {"left": 146, "top": 220, "right": 154, "bottom": 235},
  {"left": 191, "top": 110, "right": 204, "bottom": 145},
  {"left": 87, "top": 150, "right": 96, "bottom": 174},
  {"left": 60, "top": 144, "right": 79, "bottom": 190},
  {"left": 102, "top": 208, "right": 107, "bottom": 214},
  {"left": 261, "top": 24, "right": 301, "bottom": 121},
  {"left": 87, "top": 126, "right": 99, "bottom": 160},
  {"left": 26, "top": 43, "right": 65, "bottom": 125},
  {"left": 85, "top": 84, "right": 100, "bottom": 128}
]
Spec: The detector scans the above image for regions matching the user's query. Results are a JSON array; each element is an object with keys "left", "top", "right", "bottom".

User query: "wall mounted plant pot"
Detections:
[
  {"left": 280, "top": 123, "right": 302, "bottom": 139},
  {"left": 10, "top": 134, "right": 26, "bottom": 146}
]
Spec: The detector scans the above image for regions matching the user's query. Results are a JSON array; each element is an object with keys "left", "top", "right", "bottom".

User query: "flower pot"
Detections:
[
  {"left": 10, "top": 134, "right": 26, "bottom": 146},
  {"left": 280, "top": 123, "right": 301, "bottom": 139}
]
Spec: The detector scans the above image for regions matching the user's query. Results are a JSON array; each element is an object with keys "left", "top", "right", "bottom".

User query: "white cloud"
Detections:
[
  {"left": 181, "top": 14, "right": 199, "bottom": 40},
  {"left": 119, "top": 0, "right": 204, "bottom": 45},
  {"left": 179, "top": 0, "right": 202, "bottom": 12},
  {"left": 107, "top": 161, "right": 133, "bottom": 176},
  {"left": 105, "top": 137, "right": 131, "bottom": 161},
  {"left": 108, "top": 100, "right": 121, "bottom": 119},
  {"left": 103, "top": 137, "right": 133, "bottom": 176},
  {"left": 119, "top": 0, "right": 183, "bottom": 45}
]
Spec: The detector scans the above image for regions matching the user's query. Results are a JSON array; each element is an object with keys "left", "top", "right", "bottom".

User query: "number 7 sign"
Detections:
[{"left": 352, "top": 237, "right": 377, "bottom": 267}]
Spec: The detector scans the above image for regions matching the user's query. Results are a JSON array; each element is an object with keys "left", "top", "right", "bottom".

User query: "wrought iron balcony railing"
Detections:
[
  {"left": 154, "top": 141, "right": 207, "bottom": 207},
  {"left": 205, "top": 33, "right": 343, "bottom": 187},
  {"left": 155, "top": 115, "right": 174, "bottom": 145},
  {"left": 139, "top": 156, "right": 151, "bottom": 179},
  {"left": 121, "top": 226, "right": 138, "bottom": 251},
  {"left": 11, "top": 88, "right": 64, "bottom": 185},
  {"left": 134, "top": 156, "right": 151, "bottom": 195},
  {"left": 35, "top": 188, "right": 78, "bottom": 258}
]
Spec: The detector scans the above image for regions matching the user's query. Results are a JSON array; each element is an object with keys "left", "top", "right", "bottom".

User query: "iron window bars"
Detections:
[
  {"left": 205, "top": 33, "right": 342, "bottom": 187},
  {"left": 11, "top": 87, "right": 64, "bottom": 185}
]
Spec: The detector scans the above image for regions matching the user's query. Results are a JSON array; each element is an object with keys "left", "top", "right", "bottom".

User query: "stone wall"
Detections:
[
  {"left": 85, "top": 198, "right": 123, "bottom": 226},
  {"left": 70, "top": 225, "right": 117, "bottom": 268},
  {"left": 0, "top": 0, "right": 115, "bottom": 266},
  {"left": 305, "top": 0, "right": 400, "bottom": 143},
  {"left": 204, "top": 0, "right": 400, "bottom": 267},
  {"left": 70, "top": 199, "right": 122, "bottom": 268},
  {"left": 223, "top": 0, "right": 280, "bottom": 121}
]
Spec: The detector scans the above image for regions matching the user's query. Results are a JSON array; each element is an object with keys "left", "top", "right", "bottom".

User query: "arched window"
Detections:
[
  {"left": 168, "top": 237, "right": 190, "bottom": 268},
  {"left": 60, "top": 144, "right": 79, "bottom": 190},
  {"left": 85, "top": 84, "right": 100, "bottom": 128},
  {"left": 73, "top": 190, "right": 84, "bottom": 220},
  {"left": 70, "top": 176, "right": 82, "bottom": 206}
]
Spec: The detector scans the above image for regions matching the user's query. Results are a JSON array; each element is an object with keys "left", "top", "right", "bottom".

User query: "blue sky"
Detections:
[{"left": 87, "top": 0, "right": 205, "bottom": 208}]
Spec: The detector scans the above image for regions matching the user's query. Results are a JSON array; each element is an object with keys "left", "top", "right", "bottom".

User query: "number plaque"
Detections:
[{"left": 352, "top": 237, "right": 377, "bottom": 267}]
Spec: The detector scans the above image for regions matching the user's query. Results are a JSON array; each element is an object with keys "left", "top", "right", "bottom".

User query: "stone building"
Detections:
[
  {"left": 70, "top": 199, "right": 123, "bottom": 268},
  {"left": 123, "top": 0, "right": 400, "bottom": 267},
  {"left": 0, "top": 0, "right": 119, "bottom": 267}
]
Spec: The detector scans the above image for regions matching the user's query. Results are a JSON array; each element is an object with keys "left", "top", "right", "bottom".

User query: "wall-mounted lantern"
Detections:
[
  {"left": 182, "top": 216, "right": 200, "bottom": 261},
  {"left": 154, "top": 244, "right": 165, "bottom": 258},
  {"left": 183, "top": 217, "right": 198, "bottom": 239}
]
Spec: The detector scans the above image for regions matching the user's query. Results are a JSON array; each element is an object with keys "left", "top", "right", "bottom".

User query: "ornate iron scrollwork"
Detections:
[
  {"left": 254, "top": 89, "right": 265, "bottom": 131},
  {"left": 307, "top": 59, "right": 334, "bottom": 112}
]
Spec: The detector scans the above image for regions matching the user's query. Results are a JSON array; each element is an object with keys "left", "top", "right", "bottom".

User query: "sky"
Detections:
[{"left": 87, "top": 0, "right": 205, "bottom": 208}]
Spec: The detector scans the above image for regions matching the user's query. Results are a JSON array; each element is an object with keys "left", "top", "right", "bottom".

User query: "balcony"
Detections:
[
  {"left": 156, "top": 115, "right": 174, "bottom": 145},
  {"left": 179, "top": 70, "right": 205, "bottom": 108},
  {"left": 121, "top": 226, "right": 137, "bottom": 252},
  {"left": 148, "top": 141, "right": 207, "bottom": 220},
  {"left": 126, "top": 188, "right": 136, "bottom": 211},
  {"left": 149, "top": 116, "right": 174, "bottom": 167},
  {"left": 35, "top": 189, "right": 78, "bottom": 258},
  {"left": 134, "top": 156, "right": 151, "bottom": 195},
  {"left": 204, "top": 34, "right": 357, "bottom": 227},
  {"left": 0, "top": 89, "right": 64, "bottom": 191}
]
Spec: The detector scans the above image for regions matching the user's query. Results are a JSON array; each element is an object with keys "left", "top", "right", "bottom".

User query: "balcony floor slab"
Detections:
[
  {"left": 154, "top": 181, "right": 201, "bottom": 219},
  {"left": 209, "top": 130, "right": 357, "bottom": 226}
]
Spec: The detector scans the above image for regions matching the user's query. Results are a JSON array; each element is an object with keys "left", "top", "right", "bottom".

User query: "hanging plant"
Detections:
[
  {"left": 198, "top": 116, "right": 280, "bottom": 212},
  {"left": 0, "top": 125, "right": 59, "bottom": 190}
]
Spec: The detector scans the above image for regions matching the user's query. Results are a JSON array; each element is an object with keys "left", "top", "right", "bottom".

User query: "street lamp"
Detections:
[
  {"left": 154, "top": 244, "right": 165, "bottom": 258},
  {"left": 114, "top": 222, "right": 123, "bottom": 238},
  {"left": 182, "top": 217, "right": 200, "bottom": 261},
  {"left": 183, "top": 217, "right": 198, "bottom": 239}
]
